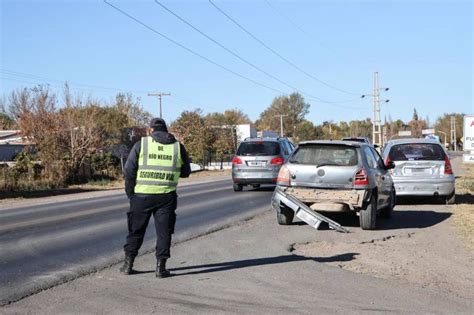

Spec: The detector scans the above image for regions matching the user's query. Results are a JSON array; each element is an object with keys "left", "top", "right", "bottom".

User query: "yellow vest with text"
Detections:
[{"left": 135, "top": 137, "right": 182, "bottom": 194}]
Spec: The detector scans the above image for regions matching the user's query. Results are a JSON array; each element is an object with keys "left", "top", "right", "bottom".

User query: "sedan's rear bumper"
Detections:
[{"left": 392, "top": 178, "right": 455, "bottom": 196}]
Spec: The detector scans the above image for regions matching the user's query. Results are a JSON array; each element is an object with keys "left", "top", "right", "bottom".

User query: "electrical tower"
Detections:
[
  {"left": 450, "top": 115, "right": 457, "bottom": 151},
  {"left": 148, "top": 92, "right": 171, "bottom": 118},
  {"left": 362, "top": 72, "right": 389, "bottom": 147},
  {"left": 373, "top": 72, "right": 382, "bottom": 146}
]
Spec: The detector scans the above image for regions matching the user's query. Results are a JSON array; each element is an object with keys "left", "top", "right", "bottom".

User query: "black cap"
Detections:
[{"left": 150, "top": 117, "right": 168, "bottom": 131}]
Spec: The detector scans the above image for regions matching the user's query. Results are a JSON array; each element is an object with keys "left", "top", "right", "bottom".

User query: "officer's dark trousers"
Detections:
[{"left": 124, "top": 192, "right": 177, "bottom": 261}]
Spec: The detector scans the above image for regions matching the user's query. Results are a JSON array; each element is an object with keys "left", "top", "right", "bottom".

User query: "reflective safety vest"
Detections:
[{"left": 135, "top": 137, "right": 182, "bottom": 194}]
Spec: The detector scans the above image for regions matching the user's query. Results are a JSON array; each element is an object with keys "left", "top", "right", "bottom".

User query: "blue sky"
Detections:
[{"left": 1, "top": 0, "right": 472, "bottom": 125}]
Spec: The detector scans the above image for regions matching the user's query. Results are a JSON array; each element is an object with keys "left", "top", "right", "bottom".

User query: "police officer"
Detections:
[{"left": 120, "top": 117, "right": 191, "bottom": 278}]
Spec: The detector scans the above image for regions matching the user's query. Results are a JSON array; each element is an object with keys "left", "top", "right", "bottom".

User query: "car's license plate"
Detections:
[
  {"left": 249, "top": 161, "right": 265, "bottom": 166},
  {"left": 406, "top": 168, "right": 430, "bottom": 175}
]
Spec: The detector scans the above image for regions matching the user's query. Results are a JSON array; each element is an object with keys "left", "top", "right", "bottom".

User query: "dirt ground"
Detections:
[
  {"left": 452, "top": 164, "right": 474, "bottom": 250},
  {"left": 294, "top": 162, "right": 474, "bottom": 300}
]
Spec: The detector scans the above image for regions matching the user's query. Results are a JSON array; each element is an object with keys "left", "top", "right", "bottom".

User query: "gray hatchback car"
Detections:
[
  {"left": 232, "top": 137, "right": 294, "bottom": 191},
  {"left": 382, "top": 139, "right": 455, "bottom": 204},
  {"left": 271, "top": 140, "right": 396, "bottom": 230}
]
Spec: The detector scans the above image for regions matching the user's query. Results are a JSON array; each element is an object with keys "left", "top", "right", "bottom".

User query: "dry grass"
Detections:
[{"left": 453, "top": 164, "right": 474, "bottom": 251}]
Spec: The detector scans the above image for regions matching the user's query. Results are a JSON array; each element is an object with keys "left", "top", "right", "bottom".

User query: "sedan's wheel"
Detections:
[
  {"left": 380, "top": 189, "right": 395, "bottom": 219},
  {"left": 277, "top": 206, "right": 294, "bottom": 225},
  {"left": 233, "top": 183, "right": 243, "bottom": 192},
  {"left": 446, "top": 190, "right": 456, "bottom": 205},
  {"left": 360, "top": 194, "right": 377, "bottom": 230}
]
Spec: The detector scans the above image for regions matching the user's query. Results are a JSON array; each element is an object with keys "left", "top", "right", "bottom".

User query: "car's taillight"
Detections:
[
  {"left": 444, "top": 156, "right": 453, "bottom": 175},
  {"left": 232, "top": 157, "right": 243, "bottom": 165},
  {"left": 354, "top": 168, "right": 369, "bottom": 186},
  {"left": 385, "top": 156, "right": 391, "bottom": 168},
  {"left": 276, "top": 165, "right": 291, "bottom": 186},
  {"left": 271, "top": 157, "right": 284, "bottom": 165}
]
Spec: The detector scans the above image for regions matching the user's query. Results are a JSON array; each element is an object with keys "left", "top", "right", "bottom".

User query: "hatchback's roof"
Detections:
[
  {"left": 298, "top": 140, "right": 363, "bottom": 147},
  {"left": 386, "top": 138, "right": 442, "bottom": 146}
]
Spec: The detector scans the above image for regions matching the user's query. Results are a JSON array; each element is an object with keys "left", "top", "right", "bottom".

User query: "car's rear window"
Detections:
[
  {"left": 289, "top": 144, "right": 358, "bottom": 166},
  {"left": 237, "top": 142, "right": 280, "bottom": 156},
  {"left": 388, "top": 143, "right": 446, "bottom": 161}
]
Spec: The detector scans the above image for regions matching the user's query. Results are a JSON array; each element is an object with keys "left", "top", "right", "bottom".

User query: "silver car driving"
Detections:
[
  {"left": 382, "top": 139, "right": 455, "bottom": 204},
  {"left": 271, "top": 140, "right": 396, "bottom": 230}
]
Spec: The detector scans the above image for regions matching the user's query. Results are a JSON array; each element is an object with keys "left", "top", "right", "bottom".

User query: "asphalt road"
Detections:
[{"left": 0, "top": 178, "right": 274, "bottom": 305}]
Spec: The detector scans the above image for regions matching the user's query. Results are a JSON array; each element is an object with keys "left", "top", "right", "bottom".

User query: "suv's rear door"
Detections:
[{"left": 236, "top": 140, "right": 282, "bottom": 173}]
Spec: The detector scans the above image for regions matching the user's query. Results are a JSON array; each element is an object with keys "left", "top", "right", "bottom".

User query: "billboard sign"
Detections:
[
  {"left": 463, "top": 115, "right": 474, "bottom": 152},
  {"left": 398, "top": 130, "right": 412, "bottom": 136}
]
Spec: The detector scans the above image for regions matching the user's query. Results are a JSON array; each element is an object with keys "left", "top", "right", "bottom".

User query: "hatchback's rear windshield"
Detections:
[
  {"left": 237, "top": 142, "right": 280, "bottom": 156},
  {"left": 289, "top": 145, "right": 358, "bottom": 166},
  {"left": 388, "top": 143, "right": 445, "bottom": 161}
]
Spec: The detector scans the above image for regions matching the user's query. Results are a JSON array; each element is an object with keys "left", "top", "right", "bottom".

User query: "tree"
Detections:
[
  {"left": 205, "top": 109, "right": 252, "bottom": 158},
  {"left": 8, "top": 86, "right": 66, "bottom": 183},
  {"left": 408, "top": 108, "right": 427, "bottom": 138},
  {"left": 0, "top": 98, "right": 17, "bottom": 129},
  {"left": 256, "top": 92, "right": 310, "bottom": 137},
  {"left": 114, "top": 93, "right": 151, "bottom": 127},
  {"left": 170, "top": 109, "right": 212, "bottom": 166},
  {"left": 294, "top": 120, "right": 318, "bottom": 141}
]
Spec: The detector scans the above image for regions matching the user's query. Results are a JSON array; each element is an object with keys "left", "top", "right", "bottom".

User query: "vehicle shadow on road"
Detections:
[
  {"left": 296, "top": 209, "right": 451, "bottom": 230},
  {"left": 377, "top": 210, "right": 452, "bottom": 230},
  {"left": 454, "top": 193, "right": 474, "bottom": 205},
  {"left": 168, "top": 253, "right": 359, "bottom": 276}
]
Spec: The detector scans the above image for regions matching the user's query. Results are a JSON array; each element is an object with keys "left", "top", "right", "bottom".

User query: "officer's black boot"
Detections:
[
  {"left": 156, "top": 259, "right": 171, "bottom": 278},
  {"left": 119, "top": 256, "right": 135, "bottom": 275}
]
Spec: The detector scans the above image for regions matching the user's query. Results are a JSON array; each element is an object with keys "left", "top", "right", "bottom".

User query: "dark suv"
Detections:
[{"left": 232, "top": 137, "right": 294, "bottom": 191}]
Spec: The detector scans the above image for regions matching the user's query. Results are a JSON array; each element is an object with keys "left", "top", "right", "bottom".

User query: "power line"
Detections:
[
  {"left": 152, "top": 1, "right": 363, "bottom": 109},
  {"left": 103, "top": 0, "right": 284, "bottom": 95},
  {"left": 0, "top": 69, "right": 152, "bottom": 94},
  {"left": 155, "top": 1, "right": 302, "bottom": 96},
  {"left": 263, "top": 0, "right": 336, "bottom": 54},
  {"left": 209, "top": 0, "right": 359, "bottom": 96}
]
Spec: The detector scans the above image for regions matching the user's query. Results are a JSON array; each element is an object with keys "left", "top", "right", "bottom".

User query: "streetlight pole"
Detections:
[
  {"left": 437, "top": 130, "right": 448, "bottom": 149},
  {"left": 274, "top": 114, "right": 288, "bottom": 137}
]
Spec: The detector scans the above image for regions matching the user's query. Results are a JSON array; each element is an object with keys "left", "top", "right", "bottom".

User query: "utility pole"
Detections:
[
  {"left": 148, "top": 92, "right": 171, "bottom": 118},
  {"left": 274, "top": 114, "right": 288, "bottom": 137},
  {"left": 450, "top": 115, "right": 457, "bottom": 151},
  {"left": 362, "top": 72, "right": 389, "bottom": 147}
]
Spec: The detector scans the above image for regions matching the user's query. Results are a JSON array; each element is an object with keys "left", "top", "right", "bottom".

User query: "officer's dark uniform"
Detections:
[{"left": 120, "top": 118, "right": 191, "bottom": 278}]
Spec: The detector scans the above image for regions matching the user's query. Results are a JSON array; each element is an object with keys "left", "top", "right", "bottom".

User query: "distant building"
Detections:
[
  {"left": 235, "top": 124, "right": 257, "bottom": 143},
  {"left": 0, "top": 130, "right": 28, "bottom": 162},
  {"left": 235, "top": 124, "right": 279, "bottom": 143}
]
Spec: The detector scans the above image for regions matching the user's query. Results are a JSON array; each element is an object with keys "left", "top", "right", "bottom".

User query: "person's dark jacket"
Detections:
[{"left": 124, "top": 131, "right": 191, "bottom": 198}]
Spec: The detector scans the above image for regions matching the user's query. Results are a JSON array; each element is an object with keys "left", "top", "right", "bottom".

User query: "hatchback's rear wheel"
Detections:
[
  {"left": 360, "top": 194, "right": 377, "bottom": 230},
  {"left": 233, "top": 183, "right": 243, "bottom": 192},
  {"left": 277, "top": 205, "right": 294, "bottom": 225}
]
